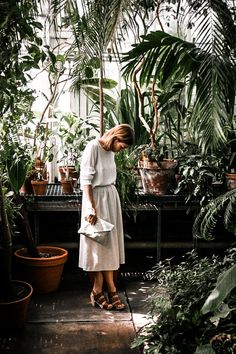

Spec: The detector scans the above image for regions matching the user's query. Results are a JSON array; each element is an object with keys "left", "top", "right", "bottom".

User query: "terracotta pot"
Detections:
[
  {"left": 0, "top": 280, "right": 33, "bottom": 330},
  {"left": 138, "top": 159, "right": 177, "bottom": 195},
  {"left": 14, "top": 246, "right": 68, "bottom": 294},
  {"left": 31, "top": 180, "right": 48, "bottom": 195},
  {"left": 225, "top": 173, "right": 236, "bottom": 190},
  {"left": 61, "top": 179, "right": 77, "bottom": 194}
]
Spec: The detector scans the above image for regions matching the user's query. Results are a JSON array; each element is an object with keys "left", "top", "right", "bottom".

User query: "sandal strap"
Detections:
[
  {"left": 109, "top": 293, "right": 121, "bottom": 305},
  {"left": 92, "top": 291, "right": 112, "bottom": 309},
  {"left": 109, "top": 292, "right": 125, "bottom": 310},
  {"left": 94, "top": 292, "right": 107, "bottom": 306}
]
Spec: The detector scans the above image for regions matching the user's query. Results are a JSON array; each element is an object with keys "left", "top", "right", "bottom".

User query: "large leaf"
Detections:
[
  {"left": 6, "top": 159, "right": 29, "bottom": 194},
  {"left": 194, "top": 344, "right": 215, "bottom": 354},
  {"left": 201, "top": 264, "right": 236, "bottom": 315},
  {"left": 72, "top": 77, "right": 118, "bottom": 90}
]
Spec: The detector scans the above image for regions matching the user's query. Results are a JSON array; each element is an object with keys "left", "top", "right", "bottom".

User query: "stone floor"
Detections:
[{"left": 0, "top": 266, "right": 156, "bottom": 354}]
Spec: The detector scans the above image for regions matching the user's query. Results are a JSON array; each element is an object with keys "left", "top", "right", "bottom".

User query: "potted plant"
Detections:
[
  {"left": 121, "top": 58, "right": 181, "bottom": 195},
  {"left": 56, "top": 111, "right": 98, "bottom": 192},
  {"left": 0, "top": 0, "right": 69, "bottom": 315},
  {"left": 0, "top": 173, "right": 33, "bottom": 330},
  {"left": 1, "top": 140, "right": 68, "bottom": 295},
  {"left": 8, "top": 151, "right": 68, "bottom": 294},
  {"left": 174, "top": 142, "right": 225, "bottom": 206},
  {"left": 30, "top": 160, "right": 49, "bottom": 196},
  {"left": 0, "top": 0, "right": 43, "bottom": 330}
]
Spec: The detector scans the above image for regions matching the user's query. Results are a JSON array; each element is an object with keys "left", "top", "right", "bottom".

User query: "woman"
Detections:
[{"left": 79, "top": 124, "right": 134, "bottom": 310}]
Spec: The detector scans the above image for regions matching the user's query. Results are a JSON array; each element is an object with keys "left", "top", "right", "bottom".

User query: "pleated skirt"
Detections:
[{"left": 78, "top": 185, "right": 125, "bottom": 271}]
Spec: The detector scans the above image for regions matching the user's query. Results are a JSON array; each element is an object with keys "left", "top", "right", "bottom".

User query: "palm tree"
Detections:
[
  {"left": 51, "top": 0, "right": 130, "bottom": 135},
  {"left": 122, "top": 0, "right": 236, "bottom": 153},
  {"left": 50, "top": 0, "right": 162, "bottom": 135}
]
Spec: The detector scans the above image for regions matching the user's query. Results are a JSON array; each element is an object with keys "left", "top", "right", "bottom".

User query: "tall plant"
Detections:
[
  {"left": 0, "top": 0, "right": 44, "bottom": 296},
  {"left": 122, "top": 0, "right": 236, "bottom": 154},
  {"left": 51, "top": 0, "right": 127, "bottom": 135}
]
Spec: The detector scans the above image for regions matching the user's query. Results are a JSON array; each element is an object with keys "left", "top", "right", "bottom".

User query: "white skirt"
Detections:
[{"left": 78, "top": 185, "right": 125, "bottom": 271}]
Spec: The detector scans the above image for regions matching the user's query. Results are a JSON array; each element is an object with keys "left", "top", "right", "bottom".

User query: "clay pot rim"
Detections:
[
  {"left": 0, "top": 280, "right": 33, "bottom": 305},
  {"left": 14, "top": 246, "right": 68, "bottom": 262},
  {"left": 31, "top": 180, "right": 48, "bottom": 184}
]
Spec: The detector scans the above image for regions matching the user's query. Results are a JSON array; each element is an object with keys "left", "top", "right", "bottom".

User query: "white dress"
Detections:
[{"left": 78, "top": 139, "right": 125, "bottom": 271}]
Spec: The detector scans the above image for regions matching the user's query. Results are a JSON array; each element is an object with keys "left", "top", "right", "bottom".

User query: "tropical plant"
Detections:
[
  {"left": 122, "top": 0, "right": 236, "bottom": 154},
  {"left": 51, "top": 0, "right": 125, "bottom": 135},
  {"left": 174, "top": 142, "right": 225, "bottom": 206},
  {"left": 56, "top": 111, "right": 98, "bottom": 172},
  {"left": 193, "top": 188, "right": 236, "bottom": 241},
  {"left": 50, "top": 0, "right": 166, "bottom": 135},
  {"left": 0, "top": 0, "right": 47, "bottom": 299},
  {"left": 115, "top": 149, "right": 138, "bottom": 209},
  {"left": 132, "top": 248, "right": 236, "bottom": 354}
]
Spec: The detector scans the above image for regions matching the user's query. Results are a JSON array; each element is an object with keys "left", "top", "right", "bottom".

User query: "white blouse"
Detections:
[{"left": 80, "top": 139, "right": 116, "bottom": 190}]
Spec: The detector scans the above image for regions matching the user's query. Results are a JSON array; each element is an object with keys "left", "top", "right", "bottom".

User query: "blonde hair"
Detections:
[{"left": 101, "top": 124, "right": 134, "bottom": 150}]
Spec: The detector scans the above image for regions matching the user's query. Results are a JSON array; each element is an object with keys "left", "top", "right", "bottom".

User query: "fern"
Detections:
[{"left": 193, "top": 189, "right": 236, "bottom": 240}]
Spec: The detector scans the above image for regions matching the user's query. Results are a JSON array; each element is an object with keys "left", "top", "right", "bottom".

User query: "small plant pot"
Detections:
[
  {"left": 0, "top": 280, "right": 33, "bottom": 330},
  {"left": 31, "top": 180, "right": 48, "bottom": 195},
  {"left": 14, "top": 246, "right": 68, "bottom": 294},
  {"left": 61, "top": 179, "right": 77, "bottom": 194},
  {"left": 225, "top": 173, "right": 236, "bottom": 190}
]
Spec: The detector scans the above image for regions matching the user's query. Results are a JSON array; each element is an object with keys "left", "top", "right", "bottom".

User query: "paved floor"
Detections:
[{"left": 0, "top": 268, "right": 155, "bottom": 354}]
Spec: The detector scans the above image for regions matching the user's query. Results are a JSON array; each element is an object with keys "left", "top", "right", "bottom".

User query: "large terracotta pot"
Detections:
[
  {"left": 0, "top": 280, "right": 33, "bottom": 330},
  {"left": 138, "top": 159, "right": 177, "bottom": 195},
  {"left": 14, "top": 246, "right": 68, "bottom": 294}
]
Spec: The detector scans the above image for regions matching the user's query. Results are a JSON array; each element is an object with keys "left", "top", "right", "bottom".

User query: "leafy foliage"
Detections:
[
  {"left": 193, "top": 189, "right": 236, "bottom": 240},
  {"left": 132, "top": 249, "right": 236, "bottom": 353},
  {"left": 122, "top": 1, "right": 236, "bottom": 153},
  {"left": 174, "top": 143, "right": 225, "bottom": 206},
  {"left": 115, "top": 149, "right": 138, "bottom": 208}
]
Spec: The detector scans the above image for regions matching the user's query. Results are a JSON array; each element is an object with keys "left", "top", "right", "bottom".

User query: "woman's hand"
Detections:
[{"left": 85, "top": 207, "right": 97, "bottom": 225}]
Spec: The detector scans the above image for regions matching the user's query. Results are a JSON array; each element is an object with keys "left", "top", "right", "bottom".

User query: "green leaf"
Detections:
[
  {"left": 201, "top": 264, "right": 236, "bottom": 315},
  {"left": 89, "top": 57, "right": 100, "bottom": 69},
  {"left": 7, "top": 160, "right": 28, "bottom": 194},
  {"left": 84, "top": 66, "right": 94, "bottom": 78},
  {"left": 194, "top": 344, "right": 215, "bottom": 354}
]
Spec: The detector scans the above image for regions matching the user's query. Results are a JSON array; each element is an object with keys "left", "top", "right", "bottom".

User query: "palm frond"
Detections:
[{"left": 192, "top": 189, "right": 236, "bottom": 240}]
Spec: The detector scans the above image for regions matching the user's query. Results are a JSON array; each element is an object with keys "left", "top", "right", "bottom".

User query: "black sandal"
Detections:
[
  {"left": 90, "top": 291, "right": 113, "bottom": 310},
  {"left": 108, "top": 292, "right": 126, "bottom": 310}
]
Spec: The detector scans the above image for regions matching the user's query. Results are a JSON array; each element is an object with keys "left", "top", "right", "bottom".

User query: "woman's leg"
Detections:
[
  {"left": 103, "top": 270, "right": 125, "bottom": 310},
  {"left": 92, "top": 271, "right": 104, "bottom": 294},
  {"left": 90, "top": 271, "right": 112, "bottom": 310},
  {"left": 102, "top": 271, "right": 116, "bottom": 292}
]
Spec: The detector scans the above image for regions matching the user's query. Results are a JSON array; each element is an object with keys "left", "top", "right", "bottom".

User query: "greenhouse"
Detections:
[{"left": 0, "top": 1, "right": 236, "bottom": 353}]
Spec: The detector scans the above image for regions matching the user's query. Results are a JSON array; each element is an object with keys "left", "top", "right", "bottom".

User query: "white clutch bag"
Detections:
[{"left": 78, "top": 218, "right": 114, "bottom": 245}]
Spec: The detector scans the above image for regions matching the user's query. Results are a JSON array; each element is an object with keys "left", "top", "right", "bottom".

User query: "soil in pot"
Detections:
[
  {"left": 14, "top": 246, "right": 68, "bottom": 294},
  {"left": 0, "top": 280, "right": 33, "bottom": 330}
]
